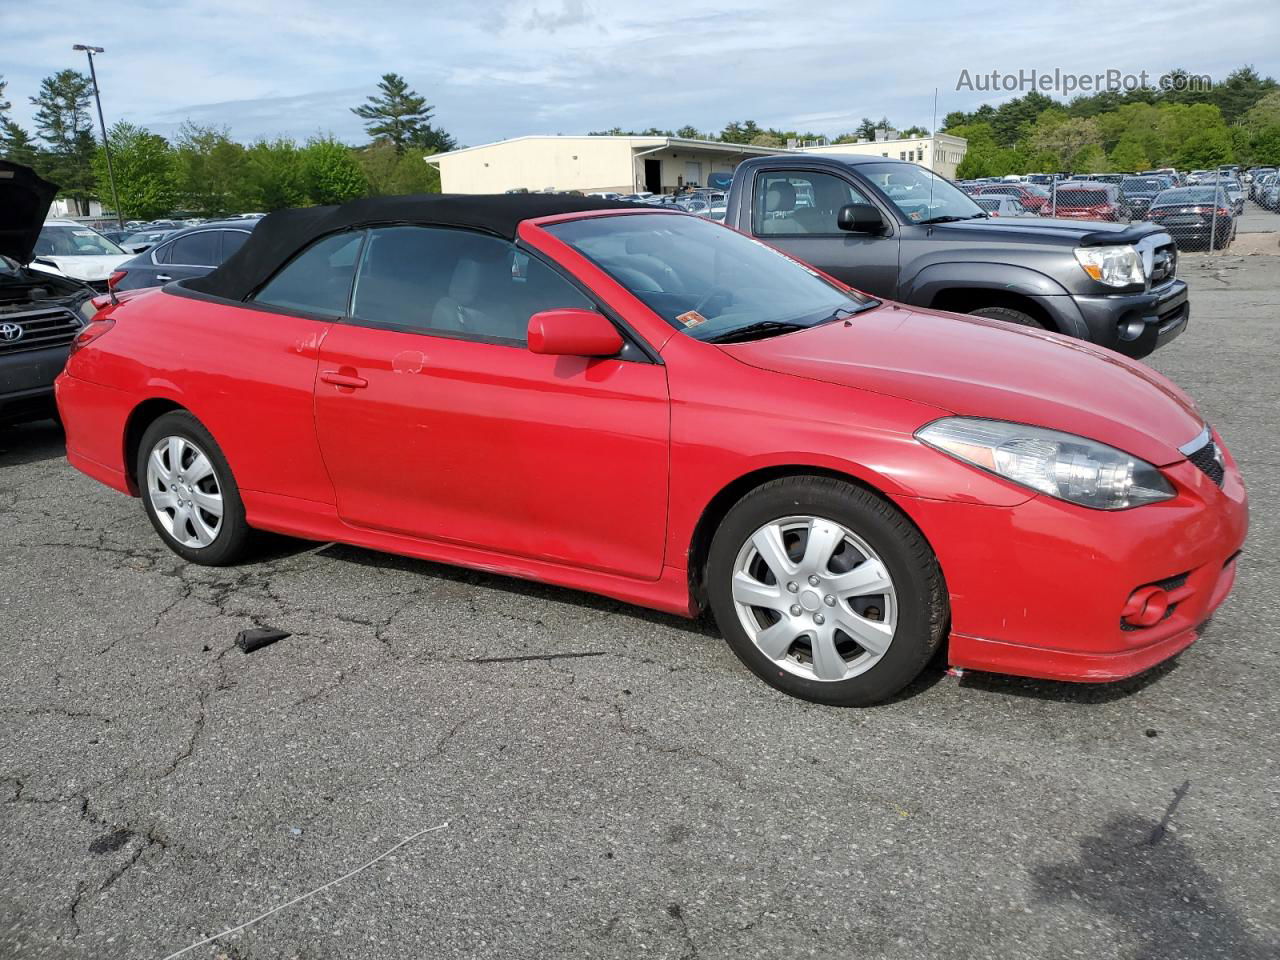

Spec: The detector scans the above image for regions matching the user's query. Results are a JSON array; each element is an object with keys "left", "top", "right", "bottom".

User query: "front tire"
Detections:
[
  {"left": 707, "top": 476, "right": 947, "bottom": 706},
  {"left": 137, "top": 411, "right": 252, "bottom": 565},
  {"left": 968, "top": 305, "right": 1047, "bottom": 329}
]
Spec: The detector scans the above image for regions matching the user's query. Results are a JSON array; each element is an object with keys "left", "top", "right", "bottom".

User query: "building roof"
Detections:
[
  {"left": 423, "top": 134, "right": 788, "bottom": 164},
  {"left": 185, "top": 193, "right": 638, "bottom": 302}
]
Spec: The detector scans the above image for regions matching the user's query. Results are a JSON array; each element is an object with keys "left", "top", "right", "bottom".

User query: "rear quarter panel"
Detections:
[{"left": 64, "top": 289, "right": 336, "bottom": 504}]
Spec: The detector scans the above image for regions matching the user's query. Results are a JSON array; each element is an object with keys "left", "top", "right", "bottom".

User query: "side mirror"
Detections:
[
  {"left": 128, "top": 243, "right": 152, "bottom": 254},
  {"left": 527, "top": 308, "right": 625, "bottom": 358},
  {"left": 837, "top": 203, "right": 885, "bottom": 234}
]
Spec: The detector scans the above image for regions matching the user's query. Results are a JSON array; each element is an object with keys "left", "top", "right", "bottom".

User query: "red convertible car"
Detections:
[{"left": 55, "top": 194, "right": 1247, "bottom": 706}]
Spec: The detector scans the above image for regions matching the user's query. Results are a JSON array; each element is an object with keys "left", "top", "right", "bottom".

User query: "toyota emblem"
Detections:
[{"left": 0, "top": 322, "right": 23, "bottom": 343}]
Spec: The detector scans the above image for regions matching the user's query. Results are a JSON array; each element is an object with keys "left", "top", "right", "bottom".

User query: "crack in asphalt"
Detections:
[{"left": 468, "top": 651, "right": 608, "bottom": 664}]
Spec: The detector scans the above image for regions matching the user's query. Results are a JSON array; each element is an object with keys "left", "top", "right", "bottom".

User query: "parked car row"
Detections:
[{"left": 958, "top": 166, "right": 1260, "bottom": 251}]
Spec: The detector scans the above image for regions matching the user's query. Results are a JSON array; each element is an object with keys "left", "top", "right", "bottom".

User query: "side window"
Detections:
[
  {"left": 166, "top": 231, "right": 220, "bottom": 266},
  {"left": 220, "top": 230, "right": 250, "bottom": 262},
  {"left": 753, "top": 171, "right": 870, "bottom": 236},
  {"left": 152, "top": 241, "right": 172, "bottom": 264},
  {"left": 252, "top": 231, "right": 364, "bottom": 316},
  {"left": 351, "top": 226, "right": 593, "bottom": 344}
]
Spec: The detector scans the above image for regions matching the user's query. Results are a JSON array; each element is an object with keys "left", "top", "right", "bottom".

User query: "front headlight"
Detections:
[
  {"left": 1074, "top": 244, "right": 1144, "bottom": 287},
  {"left": 916, "top": 418, "right": 1175, "bottom": 510}
]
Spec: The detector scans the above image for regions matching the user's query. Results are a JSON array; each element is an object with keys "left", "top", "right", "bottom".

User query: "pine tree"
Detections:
[
  {"left": 352, "top": 73, "right": 455, "bottom": 154},
  {"left": 1, "top": 119, "right": 41, "bottom": 167},
  {"left": 30, "top": 70, "right": 97, "bottom": 212}
]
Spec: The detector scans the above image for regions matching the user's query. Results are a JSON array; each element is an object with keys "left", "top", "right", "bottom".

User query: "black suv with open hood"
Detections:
[{"left": 1, "top": 161, "right": 97, "bottom": 424}]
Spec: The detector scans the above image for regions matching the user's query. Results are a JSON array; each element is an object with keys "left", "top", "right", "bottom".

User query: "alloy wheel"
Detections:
[
  {"left": 731, "top": 515, "right": 897, "bottom": 682},
  {"left": 145, "top": 435, "right": 224, "bottom": 548}
]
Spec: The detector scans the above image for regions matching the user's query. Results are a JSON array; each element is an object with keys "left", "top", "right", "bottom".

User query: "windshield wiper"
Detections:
[
  {"left": 704, "top": 320, "right": 810, "bottom": 344},
  {"left": 918, "top": 213, "right": 986, "bottom": 224}
]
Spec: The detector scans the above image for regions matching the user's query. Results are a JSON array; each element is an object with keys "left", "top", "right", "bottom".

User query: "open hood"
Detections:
[{"left": 0, "top": 160, "right": 58, "bottom": 265}]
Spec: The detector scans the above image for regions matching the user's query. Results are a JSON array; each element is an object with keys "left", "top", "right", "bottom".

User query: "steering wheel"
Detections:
[{"left": 691, "top": 286, "right": 734, "bottom": 318}]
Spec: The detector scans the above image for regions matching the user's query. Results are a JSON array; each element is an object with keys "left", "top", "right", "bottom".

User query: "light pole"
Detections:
[{"left": 73, "top": 44, "right": 123, "bottom": 229}]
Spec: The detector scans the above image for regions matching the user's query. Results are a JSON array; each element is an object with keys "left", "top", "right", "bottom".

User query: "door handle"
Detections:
[
  {"left": 320, "top": 370, "right": 369, "bottom": 389},
  {"left": 155, "top": 274, "right": 172, "bottom": 282}
]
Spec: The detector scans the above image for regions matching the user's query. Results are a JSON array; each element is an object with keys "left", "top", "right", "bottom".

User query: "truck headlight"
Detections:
[
  {"left": 916, "top": 418, "right": 1175, "bottom": 510},
  {"left": 1074, "top": 244, "right": 1144, "bottom": 287}
]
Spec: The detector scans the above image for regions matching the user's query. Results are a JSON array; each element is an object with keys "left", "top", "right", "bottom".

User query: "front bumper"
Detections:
[
  {"left": 1070, "top": 278, "right": 1189, "bottom": 359},
  {"left": 892, "top": 436, "right": 1248, "bottom": 684},
  {"left": 0, "top": 344, "right": 71, "bottom": 423}
]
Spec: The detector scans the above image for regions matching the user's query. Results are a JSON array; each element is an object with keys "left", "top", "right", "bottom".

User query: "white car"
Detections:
[{"left": 29, "top": 219, "right": 134, "bottom": 292}]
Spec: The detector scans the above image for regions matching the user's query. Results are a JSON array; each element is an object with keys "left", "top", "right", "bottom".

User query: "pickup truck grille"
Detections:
[
  {"left": 0, "top": 307, "right": 82, "bottom": 355},
  {"left": 1150, "top": 243, "right": 1177, "bottom": 285}
]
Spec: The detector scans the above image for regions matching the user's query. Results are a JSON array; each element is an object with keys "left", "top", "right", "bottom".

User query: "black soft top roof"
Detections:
[{"left": 185, "top": 193, "right": 640, "bottom": 301}]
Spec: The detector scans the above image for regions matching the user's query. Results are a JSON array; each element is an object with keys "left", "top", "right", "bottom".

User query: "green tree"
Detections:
[
  {"left": 899, "top": 125, "right": 929, "bottom": 138},
  {"left": 91, "top": 122, "right": 177, "bottom": 219},
  {"left": 719, "top": 120, "right": 766, "bottom": 144},
  {"left": 1250, "top": 126, "right": 1280, "bottom": 165},
  {"left": 244, "top": 138, "right": 307, "bottom": 210},
  {"left": 1108, "top": 136, "right": 1149, "bottom": 172},
  {"left": 675, "top": 125, "right": 702, "bottom": 139},
  {"left": 1175, "top": 128, "right": 1234, "bottom": 168},
  {"left": 300, "top": 137, "right": 368, "bottom": 204},
  {"left": 1, "top": 120, "right": 40, "bottom": 167},
  {"left": 30, "top": 70, "right": 97, "bottom": 213},
  {"left": 174, "top": 123, "right": 250, "bottom": 215},
  {"left": 0, "top": 75, "right": 10, "bottom": 116},
  {"left": 352, "top": 73, "right": 454, "bottom": 154},
  {"left": 990, "top": 91, "right": 1056, "bottom": 146},
  {"left": 1209, "top": 66, "right": 1278, "bottom": 123},
  {"left": 1243, "top": 90, "right": 1280, "bottom": 131},
  {"left": 357, "top": 139, "right": 441, "bottom": 196},
  {"left": 1029, "top": 115, "right": 1103, "bottom": 170}
]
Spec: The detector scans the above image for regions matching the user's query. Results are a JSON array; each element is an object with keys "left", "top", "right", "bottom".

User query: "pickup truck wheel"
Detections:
[
  {"left": 968, "top": 305, "right": 1047, "bottom": 329},
  {"left": 707, "top": 476, "right": 947, "bottom": 707}
]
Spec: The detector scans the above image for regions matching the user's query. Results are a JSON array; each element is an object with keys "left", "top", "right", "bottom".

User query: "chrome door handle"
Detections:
[{"left": 155, "top": 274, "right": 172, "bottom": 282}]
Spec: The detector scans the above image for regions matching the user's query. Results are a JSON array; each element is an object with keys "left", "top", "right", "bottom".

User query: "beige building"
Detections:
[
  {"left": 799, "top": 134, "right": 969, "bottom": 180},
  {"left": 425, "top": 135, "right": 788, "bottom": 195}
]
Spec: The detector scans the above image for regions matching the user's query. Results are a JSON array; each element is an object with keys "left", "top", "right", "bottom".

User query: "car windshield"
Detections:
[
  {"left": 1153, "top": 188, "right": 1217, "bottom": 205},
  {"left": 35, "top": 224, "right": 125, "bottom": 257},
  {"left": 1122, "top": 178, "right": 1166, "bottom": 193},
  {"left": 857, "top": 162, "right": 984, "bottom": 223},
  {"left": 545, "top": 213, "right": 877, "bottom": 342}
]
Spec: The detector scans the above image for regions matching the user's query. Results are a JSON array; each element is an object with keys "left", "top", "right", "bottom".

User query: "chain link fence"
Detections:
[{"left": 962, "top": 168, "right": 1280, "bottom": 252}]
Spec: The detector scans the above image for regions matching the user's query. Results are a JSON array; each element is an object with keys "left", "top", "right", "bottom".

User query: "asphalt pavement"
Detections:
[{"left": 1, "top": 252, "right": 1277, "bottom": 960}]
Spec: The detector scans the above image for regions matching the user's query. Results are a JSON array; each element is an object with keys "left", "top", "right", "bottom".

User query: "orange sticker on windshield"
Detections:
[{"left": 677, "top": 310, "right": 708, "bottom": 328}]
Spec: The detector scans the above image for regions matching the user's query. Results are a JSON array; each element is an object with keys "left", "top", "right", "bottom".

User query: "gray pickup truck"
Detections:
[{"left": 724, "top": 155, "right": 1188, "bottom": 358}]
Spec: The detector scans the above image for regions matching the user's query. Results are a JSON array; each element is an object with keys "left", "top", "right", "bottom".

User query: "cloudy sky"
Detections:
[{"left": 3, "top": 0, "right": 1277, "bottom": 149}]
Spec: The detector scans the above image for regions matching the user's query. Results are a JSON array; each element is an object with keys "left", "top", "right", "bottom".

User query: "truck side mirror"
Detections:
[{"left": 837, "top": 203, "right": 885, "bottom": 234}]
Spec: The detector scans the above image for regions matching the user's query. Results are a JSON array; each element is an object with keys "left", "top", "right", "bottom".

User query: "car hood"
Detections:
[
  {"left": 0, "top": 160, "right": 58, "bottom": 265},
  {"left": 927, "top": 215, "right": 1160, "bottom": 247},
  {"left": 29, "top": 254, "right": 132, "bottom": 281},
  {"left": 722, "top": 304, "right": 1204, "bottom": 466}
]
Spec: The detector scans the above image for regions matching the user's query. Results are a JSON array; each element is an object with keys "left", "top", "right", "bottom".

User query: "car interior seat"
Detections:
[{"left": 760, "top": 180, "right": 802, "bottom": 234}]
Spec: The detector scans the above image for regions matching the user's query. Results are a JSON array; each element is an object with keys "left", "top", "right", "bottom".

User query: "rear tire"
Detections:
[
  {"left": 707, "top": 476, "right": 947, "bottom": 706},
  {"left": 136, "top": 411, "right": 253, "bottom": 566},
  {"left": 968, "top": 305, "right": 1047, "bottom": 329}
]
